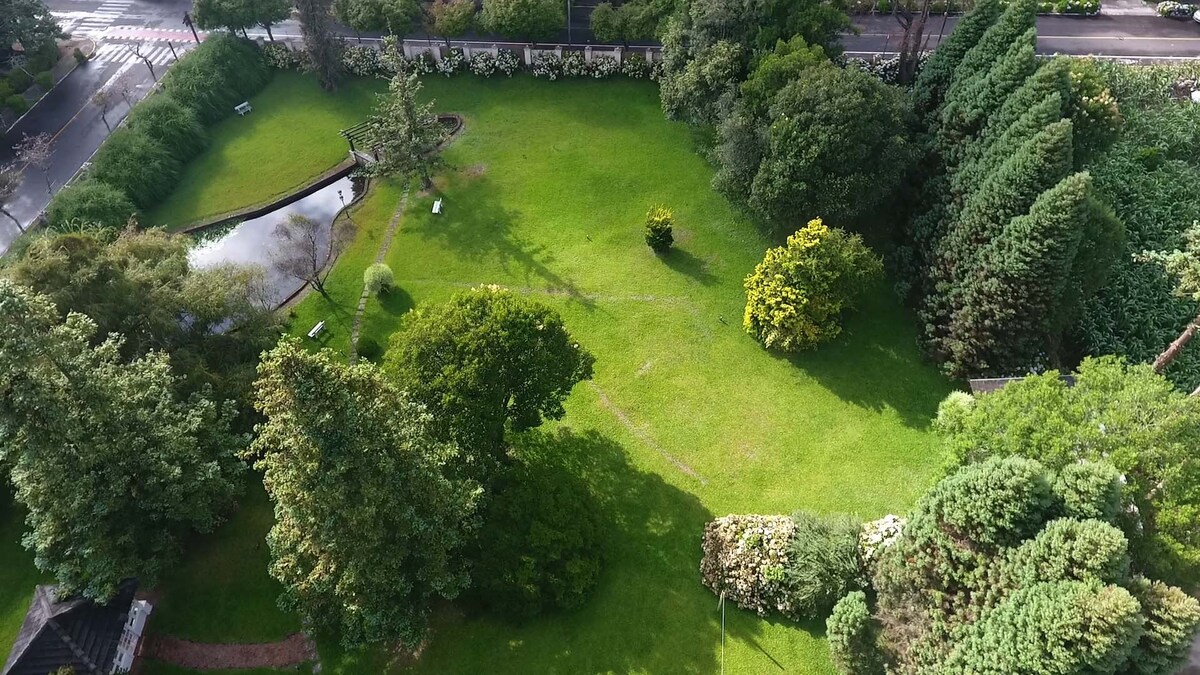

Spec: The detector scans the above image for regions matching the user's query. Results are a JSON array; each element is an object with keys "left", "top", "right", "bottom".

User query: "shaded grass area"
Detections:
[
  {"left": 150, "top": 72, "right": 384, "bottom": 229},
  {"left": 149, "top": 480, "right": 298, "bottom": 643},
  {"left": 0, "top": 492, "right": 50, "bottom": 658},
  {"left": 315, "top": 75, "right": 953, "bottom": 673}
]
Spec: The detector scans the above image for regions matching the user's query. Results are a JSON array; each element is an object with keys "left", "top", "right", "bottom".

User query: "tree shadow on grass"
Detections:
[
  {"left": 377, "top": 285, "right": 414, "bottom": 316},
  {"left": 416, "top": 426, "right": 730, "bottom": 674},
  {"left": 407, "top": 167, "right": 597, "bottom": 311},
  {"left": 660, "top": 246, "right": 718, "bottom": 286},
  {"left": 772, "top": 282, "right": 955, "bottom": 429}
]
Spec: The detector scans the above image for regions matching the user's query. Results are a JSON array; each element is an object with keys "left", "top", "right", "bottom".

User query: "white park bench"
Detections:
[
  {"left": 432, "top": 199, "right": 443, "bottom": 215},
  {"left": 307, "top": 320, "right": 326, "bottom": 339},
  {"left": 235, "top": 101, "right": 252, "bottom": 116}
]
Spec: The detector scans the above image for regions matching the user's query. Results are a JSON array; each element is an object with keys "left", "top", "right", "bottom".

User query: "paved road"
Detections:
[{"left": 845, "top": 14, "right": 1200, "bottom": 59}]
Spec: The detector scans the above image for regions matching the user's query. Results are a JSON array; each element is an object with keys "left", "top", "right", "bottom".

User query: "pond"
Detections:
[{"left": 188, "top": 175, "right": 363, "bottom": 308}]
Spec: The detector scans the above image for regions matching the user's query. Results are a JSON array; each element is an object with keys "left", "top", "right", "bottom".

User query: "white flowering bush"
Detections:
[
  {"left": 621, "top": 53, "right": 650, "bottom": 79},
  {"left": 262, "top": 42, "right": 303, "bottom": 70},
  {"left": 844, "top": 53, "right": 929, "bottom": 84},
  {"left": 590, "top": 55, "right": 619, "bottom": 79},
  {"left": 700, "top": 515, "right": 797, "bottom": 617},
  {"left": 1157, "top": 0, "right": 1197, "bottom": 15},
  {"left": 496, "top": 49, "right": 521, "bottom": 76},
  {"left": 532, "top": 52, "right": 563, "bottom": 80},
  {"left": 469, "top": 51, "right": 498, "bottom": 77},
  {"left": 648, "top": 59, "right": 665, "bottom": 82},
  {"left": 342, "top": 45, "right": 384, "bottom": 77},
  {"left": 561, "top": 51, "right": 588, "bottom": 77},
  {"left": 436, "top": 48, "right": 465, "bottom": 77},
  {"left": 859, "top": 514, "right": 905, "bottom": 571}
]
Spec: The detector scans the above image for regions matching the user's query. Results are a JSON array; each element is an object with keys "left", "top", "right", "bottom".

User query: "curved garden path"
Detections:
[{"left": 144, "top": 633, "right": 317, "bottom": 670}]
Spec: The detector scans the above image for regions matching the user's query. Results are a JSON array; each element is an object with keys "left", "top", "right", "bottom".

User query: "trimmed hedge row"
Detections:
[{"left": 45, "top": 34, "right": 271, "bottom": 230}]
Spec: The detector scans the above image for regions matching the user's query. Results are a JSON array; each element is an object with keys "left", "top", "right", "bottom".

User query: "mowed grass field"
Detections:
[
  {"left": 149, "top": 72, "right": 385, "bottom": 229},
  {"left": 0, "top": 74, "right": 954, "bottom": 674},
  {"left": 290, "top": 75, "right": 954, "bottom": 673}
]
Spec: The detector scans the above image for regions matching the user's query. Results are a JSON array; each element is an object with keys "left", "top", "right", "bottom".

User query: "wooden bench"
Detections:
[
  {"left": 432, "top": 199, "right": 443, "bottom": 215},
  {"left": 307, "top": 320, "right": 326, "bottom": 339},
  {"left": 235, "top": 101, "right": 252, "bottom": 116}
]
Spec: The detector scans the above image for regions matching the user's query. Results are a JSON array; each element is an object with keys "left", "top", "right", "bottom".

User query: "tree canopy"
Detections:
[
  {"left": 0, "top": 279, "right": 244, "bottom": 600},
  {"left": 250, "top": 338, "right": 480, "bottom": 647},
  {"left": 384, "top": 286, "right": 595, "bottom": 482}
]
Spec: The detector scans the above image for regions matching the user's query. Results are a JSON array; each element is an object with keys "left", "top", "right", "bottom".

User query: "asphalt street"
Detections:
[{"left": 845, "top": 14, "right": 1200, "bottom": 59}]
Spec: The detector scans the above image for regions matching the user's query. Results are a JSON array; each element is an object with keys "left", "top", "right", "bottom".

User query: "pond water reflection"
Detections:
[{"left": 188, "top": 175, "right": 363, "bottom": 307}]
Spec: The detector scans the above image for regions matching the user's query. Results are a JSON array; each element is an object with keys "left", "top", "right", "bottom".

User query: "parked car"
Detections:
[{"left": 1194, "top": 8, "right": 1200, "bottom": 21}]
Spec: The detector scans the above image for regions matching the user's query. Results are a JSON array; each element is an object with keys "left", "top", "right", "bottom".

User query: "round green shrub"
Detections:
[
  {"left": 363, "top": 263, "right": 394, "bottom": 295},
  {"left": 44, "top": 180, "right": 137, "bottom": 230},
  {"left": 35, "top": 71, "right": 54, "bottom": 90},
  {"left": 1053, "top": 461, "right": 1122, "bottom": 522},
  {"left": 4, "top": 94, "right": 28, "bottom": 114},
  {"left": 782, "top": 511, "right": 863, "bottom": 620},
  {"left": 0, "top": 80, "right": 13, "bottom": 99},
  {"left": 89, "top": 128, "right": 181, "bottom": 210},
  {"left": 125, "top": 95, "right": 208, "bottom": 161},
  {"left": 644, "top": 205, "right": 674, "bottom": 253},
  {"left": 8, "top": 70, "right": 32, "bottom": 93},
  {"left": 73, "top": 47, "right": 88, "bottom": 64},
  {"left": 473, "top": 460, "right": 607, "bottom": 619},
  {"left": 827, "top": 591, "right": 884, "bottom": 675},
  {"left": 743, "top": 218, "right": 883, "bottom": 352}
]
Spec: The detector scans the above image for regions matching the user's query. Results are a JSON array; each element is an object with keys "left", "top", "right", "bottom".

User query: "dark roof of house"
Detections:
[{"left": 1, "top": 579, "right": 137, "bottom": 675}]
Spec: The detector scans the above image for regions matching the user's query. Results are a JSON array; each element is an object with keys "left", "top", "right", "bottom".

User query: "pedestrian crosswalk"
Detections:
[
  {"left": 91, "top": 42, "right": 179, "bottom": 66},
  {"left": 67, "top": 0, "right": 134, "bottom": 36}
]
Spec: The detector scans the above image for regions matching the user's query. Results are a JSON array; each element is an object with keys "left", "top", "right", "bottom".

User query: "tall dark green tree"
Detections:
[
  {"left": 333, "top": 0, "right": 421, "bottom": 34},
  {"left": 479, "top": 0, "right": 563, "bottom": 41},
  {"left": 250, "top": 338, "right": 480, "bottom": 647},
  {"left": 942, "top": 172, "right": 1120, "bottom": 376},
  {"left": 0, "top": 0, "right": 60, "bottom": 63},
  {"left": 0, "top": 279, "right": 244, "bottom": 601},
  {"left": 910, "top": 0, "right": 1000, "bottom": 120},
  {"left": 296, "top": 0, "right": 343, "bottom": 90}
]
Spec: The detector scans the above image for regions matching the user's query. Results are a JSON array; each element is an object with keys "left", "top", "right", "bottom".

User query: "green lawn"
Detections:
[
  {"left": 149, "top": 480, "right": 299, "bottom": 643},
  {"left": 0, "top": 493, "right": 50, "bottom": 660},
  {"left": 0, "top": 74, "right": 954, "bottom": 674},
  {"left": 289, "top": 75, "right": 954, "bottom": 673},
  {"left": 150, "top": 71, "right": 384, "bottom": 229}
]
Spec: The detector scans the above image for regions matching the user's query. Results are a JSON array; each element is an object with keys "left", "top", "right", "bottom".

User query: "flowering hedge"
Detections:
[
  {"left": 263, "top": 43, "right": 661, "bottom": 81},
  {"left": 859, "top": 514, "right": 905, "bottom": 572},
  {"left": 700, "top": 515, "right": 797, "bottom": 617},
  {"left": 1157, "top": 0, "right": 1198, "bottom": 15}
]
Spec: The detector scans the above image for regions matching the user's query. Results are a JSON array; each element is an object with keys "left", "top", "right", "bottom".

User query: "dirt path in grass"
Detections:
[
  {"left": 144, "top": 632, "right": 317, "bottom": 670},
  {"left": 588, "top": 382, "right": 709, "bottom": 485}
]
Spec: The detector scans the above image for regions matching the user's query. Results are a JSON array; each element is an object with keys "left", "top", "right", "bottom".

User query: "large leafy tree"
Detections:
[
  {"left": 366, "top": 67, "right": 445, "bottom": 189},
  {"left": 934, "top": 356, "right": 1200, "bottom": 586},
  {"left": 740, "top": 64, "right": 912, "bottom": 234},
  {"left": 858, "top": 456, "right": 1200, "bottom": 674},
  {"left": 0, "top": 0, "right": 59, "bottom": 61},
  {"left": 333, "top": 0, "right": 421, "bottom": 34},
  {"left": 249, "top": 338, "right": 479, "bottom": 647},
  {"left": 0, "top": 280, "right": 244, "bottom": 601},
  {"left": 425, "top": 0, "right": 475, "bottom": 49},
  {"left": 4, "top": 228, "right": 281, "bottom": 414},
  {"left": 480, "top": 0, "right": 563, "bottom": 42},
  {"left": 384, "top": 286, "right": 595, "bottom": 481},
  {"left": 192, "top": 0, "right": 291, "bottom": 38}
]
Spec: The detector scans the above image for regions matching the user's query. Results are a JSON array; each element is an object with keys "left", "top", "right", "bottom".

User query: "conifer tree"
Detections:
[
  {"left": 952, "top": 91, "right": 1065, "bottom": 200},
  {"left": 937, "top": 29, "right": 1037, "bottom": 162},
  {"left": 943, "top": 173, "right": 1096, "bottom": 375},
  {"left": 946, "top": 0, "right": 1037, "bottom": 103},
  {"left": 978, "top": 56, "right": 1073, "bottom": 148},
  {"left": 922, "top": 120, "right": 1074, "bottom": 367},
  {"left": 910, "top": 0, "right": 1000, "bottom": 121}
]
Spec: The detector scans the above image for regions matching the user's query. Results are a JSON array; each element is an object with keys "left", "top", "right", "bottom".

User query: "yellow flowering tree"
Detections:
[{"left": 743, "top": 218, "right": 882, "bottom": 351}]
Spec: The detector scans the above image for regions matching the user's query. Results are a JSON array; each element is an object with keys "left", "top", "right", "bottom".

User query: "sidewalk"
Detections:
[{"left": 1102, "top": 0, "right": 1158, "bottom": 16}]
